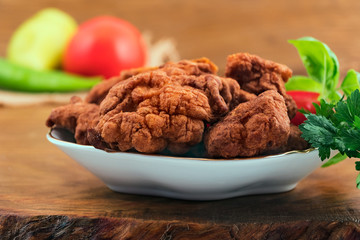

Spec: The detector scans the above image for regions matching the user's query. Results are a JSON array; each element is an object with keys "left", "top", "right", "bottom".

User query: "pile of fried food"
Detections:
[{"left": 46, "top": 53, "right": 309, "bottom": 158}]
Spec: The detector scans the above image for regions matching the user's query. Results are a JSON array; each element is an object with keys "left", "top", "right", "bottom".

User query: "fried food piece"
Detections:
[
  {"left": 283, "top": 124, "right": 310, "bottom": 151},
  {"left": 46, "top": 96, "right": 99, "bottom": 145},
  {"left": 85, "top": 66, "right": 158, "bottom": 105},
  {"left": 99, "top": 70, "right": 252, "bottom": 120},
  {"left": 120, "top": 66, "right": 159, "bottom": 80},
  {"left": 264, "top": 124, "right": 310, "bottom": 155},
  {"left": 85, "top": 58, "right": 218, "bottom": 105},
  {"left": 161, "top": 57, "right": 218, "bottom": 76},
  {"left": 89, "top": 108, "right": 205, "bottom": 154},
  {"left": 225, "top": 53, "right": 297, "bottom": 119},
  {"left": 205, "top": 90, "right": 290, "bottom": 158},
  {"left": 89, "top": 68, "right": 253, "bottom": 154}
]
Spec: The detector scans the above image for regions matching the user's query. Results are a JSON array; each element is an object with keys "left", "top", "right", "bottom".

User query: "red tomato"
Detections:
[
  {"left": 287, "top": 91, "right": 320, "bottom": 125},
  {"left": 63, "top": 16, "right": 147, "bottom": 79}
]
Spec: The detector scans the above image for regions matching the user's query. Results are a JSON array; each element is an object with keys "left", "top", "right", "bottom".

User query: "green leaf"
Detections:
[
  {"left": 339, "top": 128, "right": 360, "bottom": 152},
  {"left": 298, "top": 108, "right": 310, "bottom": 114},
  {"left": 299, "top": 114, "right": 337, "bottom": 160},
  {"left": 334, "top": 100, "right": 354, "bottom": 125},
  {"left": 285, "top": 75, "right": 322, "bottom": 92},
  {"left": 334, "top": 137, "right": 347, "bottom": 153},
  {"left": 326, "top": 90, "right": 342, "bottom": 103},
  {"left": 356, "top": 161, "right": 360, "bottom": 171},
  {"left": 321, "top": 152, "right": 347, "bottom": 168},
  {"left": 354, "top": 116, "right": 360, "bottom": 129},
  {"left": 300, "top": 115, "right": 338, "bottom": 145},
  {"left": 346, "top": 150, "right": 360, "bottom": 159},
  {"left": 313, "top": 99, "right": 335, "bottom": 118},
  {"left": 288, "top": 37, "right": 339, "bottom": 83},
  {"left": 356, "top": 172, "right": 360, "bottom": 189},
  {"left": 318, "top": 147, "right": 332, "bottom": 161},
  {"left": 334, "top": 89, "right": 360, "bottom": 125},
  {"left": 341, "top": 69, "right": 360, "bottom": 96},
  {"left": 288, "top": 37, "right": 339, "bottom": 101},
  {"left": 347, "top": 89, "right": 360, "bottom": 119}
]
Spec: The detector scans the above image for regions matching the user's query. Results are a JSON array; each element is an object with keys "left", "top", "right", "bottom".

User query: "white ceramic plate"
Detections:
[{"left": 47, "top": 128, "right": 325, "bottom": 200}]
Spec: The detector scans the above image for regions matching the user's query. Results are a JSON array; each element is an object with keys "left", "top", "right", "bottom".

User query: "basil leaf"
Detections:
[
  {"left": 327, "top": 90, "right": 342, "bottom": 103},
  {"left": 285, "top": 75, "right": 322, "bottom": 92},
  {"left": 341, "top": 69, "right": 360, "bottom": 96},
  {"left": 288, "top": 37, "right": 340, "bottom": 101},
  {"left": 289, "top": 37, "right": 339, "bottom": 83},
  {"left": 321, "top": 152, "right": 347, "bottom": 168}
]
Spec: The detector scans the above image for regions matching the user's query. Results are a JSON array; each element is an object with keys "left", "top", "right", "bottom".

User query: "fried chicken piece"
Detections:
[
  {"left": 120, "top": 66, "right": 159, "bottom": 80},
  {"left": 100, "top": 70, "right": 253, "bottom": 120},
  {"left": 161, "top": 57, "right": 218, "bottom": 76},
  {"left": 205, "top": 90, "right": 290, "bottom": 158},
  {"left": 89, "top": 108, "right": 205, "bottom": 154},
  {"left": 89, "top": 68, "right": 253, "bottom": 154},
  {"left": 225, "top": 53, "right": 297, "bottom": 119},
  {"left": 85, "top": 66, "right": 158, "bottom": 105},
  {"left": 283, "top": 124, "right": 310, "bottom": 151},
  {"left": 85, "top": 58, "right": 218, "bottom": 105},
  {"left": 263, "top": 124, "right": 310, "bottom": 155},
  {"left": 46, "top": 96, "right": 99, "bottom": 145}
]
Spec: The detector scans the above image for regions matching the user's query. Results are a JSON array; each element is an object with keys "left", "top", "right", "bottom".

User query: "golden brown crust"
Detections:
[
  {"left": 92, "top": 66, "right": 250, "bottom": 154},
  {"left": 84, "top": 66, "right": 158, "bottom": 105},
  {"left": 205, "top": 90, "right": 290, "bottom": 158},
  {"left": 46, "top": 55, "right": 308, "bottom": 158},
  {"left": 47, "top": 57, "right": 250, "bottom": 154},
  {"left": 45, "top": 96, "right": 100, "bottom": 145},
  {"left": 284, "top": 124, "right": 310, "bottom": 151},
  {"left": 225, "top": 53, "right": 297, "bottom": 119},
  {"left": 85, "top": 58, "right": 218, "bottom": 105}
]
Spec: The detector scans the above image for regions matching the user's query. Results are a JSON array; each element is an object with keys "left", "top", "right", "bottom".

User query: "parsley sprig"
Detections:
[{"left": 300, "top": 90, "right": 360, "bottom": 188}]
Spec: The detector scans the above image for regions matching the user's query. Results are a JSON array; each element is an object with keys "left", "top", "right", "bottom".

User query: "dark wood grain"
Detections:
[{"left": 1, "top": 215, "right": 360, "bottom": 240}]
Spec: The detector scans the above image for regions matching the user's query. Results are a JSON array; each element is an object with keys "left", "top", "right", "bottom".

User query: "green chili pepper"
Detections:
[{"left": 0, "top": 58, "right": 101, "bottom": 92}]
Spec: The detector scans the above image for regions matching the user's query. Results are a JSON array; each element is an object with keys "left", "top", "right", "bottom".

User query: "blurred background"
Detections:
[{"left": 0, "top": 0, "right": 360, "bottom": 75}]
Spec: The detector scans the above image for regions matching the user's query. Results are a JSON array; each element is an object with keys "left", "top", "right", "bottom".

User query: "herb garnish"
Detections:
[
  {"left": 287, "top": 37, "right": 360, "bottom": 188},
  {"left": 300, "top": 90, "right": 360, "bottom": 169}
]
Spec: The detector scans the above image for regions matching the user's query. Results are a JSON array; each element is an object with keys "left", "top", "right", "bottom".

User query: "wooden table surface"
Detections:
[
  {"left": 1, "top": 106, "right": 360, "bottom": 239},
  {"left": 2, "top": 0, "right": 360, "bottom": 239}
]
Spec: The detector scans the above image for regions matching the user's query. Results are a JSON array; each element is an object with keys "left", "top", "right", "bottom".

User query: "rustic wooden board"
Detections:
[
  {"left": 1, "top": 106, "right": 360, "bottom": 239},
  {"left": 1, "top": 216, "right": 360, "bottom": 240}
]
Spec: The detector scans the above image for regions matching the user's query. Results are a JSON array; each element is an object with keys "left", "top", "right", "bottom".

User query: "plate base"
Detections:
[{"left": 106, "top": 183, "right": 297, "bottom": 201}]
